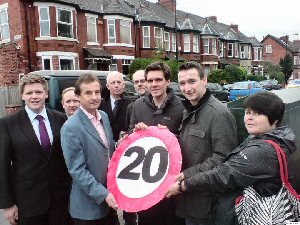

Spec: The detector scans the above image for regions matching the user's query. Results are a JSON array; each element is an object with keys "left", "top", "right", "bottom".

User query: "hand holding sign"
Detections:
[{"left": 107, "top": 126, "right": 182, "bottom": 212}]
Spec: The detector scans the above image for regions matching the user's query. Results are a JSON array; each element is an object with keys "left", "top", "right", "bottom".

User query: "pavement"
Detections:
[{"left": 0, "top": 209, "right": 125, "bottom": 225}]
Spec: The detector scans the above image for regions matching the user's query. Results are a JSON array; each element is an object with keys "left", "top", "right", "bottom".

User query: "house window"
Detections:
[
  {"left": 0, "top": 5, "right": 10, "bottom": 41},
  {"left": 107, "top": 19, "right": 116, "bottom": 43},
  {"left": 184, "top": 34, "right": 190, "bottom": 52},
  {"left": 171, "top": 33, "right": 176, "bottom": 52},
  {"left": 120, "top": 19, "right": 131, "bottom": 44},
  {"left": 266, "top": 45, "right": 272, "bottom": 54},
  {"left": 193, "top": 34, "right": 199, "bottom": 53},
  {"left": 39, "top": 7, "right": 50, "bottom": 37},
  {"left": 164, "top": 32, "right": 170, "bottom": 51},
  {"left": 86, "top": 16, "right": 97, "bottom": 43},
  {"left": 122, "top": 59, "right": 132, "bottom": 75},
  {"left": 42, "top": 57, "right": 52, "bottom": 70},
  {"left": 212, "top": 39, "right": 217, "bottom": 55},
  {"left": 219, "top": 42, "right": 224, "bottom": 57},
  {"left": 57, "top": 9, "right": 73, "bottom": 38},
  {"left": 248, "top": 46, "right": 251, "bottom": 59},
  {"left": 204, "top": 39, "right": 209, "bottom": 54},
  {"left": 228, "top": 43, "right": 233, "bottom": 57},
  {"left": 154, "top": 27, "right": 163, "bottom": 48},
  {"left": 109, "top": 59, "right": 117, "bottom": 71},
  {"left": 294, "top": 56, "right": 298, "bottom": 66},
  {"left": 235, "top": 43, "right": 239, "bottom": 58},
  {"left": 59, "top": 57, "right": 75, "bottom": 70},
  {"left": 240, "top": 45, "right": 245, "bottom": 59},
  {"left": 204, "top": 64, "right": 210, "bottom": 76},
  {"left": 143, "top": 26, "right": 150, "bottom": 48}
]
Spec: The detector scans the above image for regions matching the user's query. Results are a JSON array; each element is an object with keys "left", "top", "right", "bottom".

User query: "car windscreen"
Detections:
[{"left": 232, "top": 83, "right": 249, "bottom": 90}]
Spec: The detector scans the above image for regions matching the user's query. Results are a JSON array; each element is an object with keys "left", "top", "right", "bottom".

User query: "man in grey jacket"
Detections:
[{"left": 166, "top": 62, "right": 238, "bottom": 225}]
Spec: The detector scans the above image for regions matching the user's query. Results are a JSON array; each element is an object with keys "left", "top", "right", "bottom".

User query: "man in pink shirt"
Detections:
[{"left": 61, "top": 73, "right": 119, "bottom": 225}]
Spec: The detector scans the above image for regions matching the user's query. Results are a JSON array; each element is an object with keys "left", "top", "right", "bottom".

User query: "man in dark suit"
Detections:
[
  {"left": 0, "top": 73, "right": 71, "bottom": 225},
  {"left": 100, "top": 71, "right": 131, "bottom": 142}
]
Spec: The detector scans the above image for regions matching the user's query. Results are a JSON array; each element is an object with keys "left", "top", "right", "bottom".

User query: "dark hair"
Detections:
[
  {"left": 74, "top": 74, "right": 101, "bottom": 95},
  {"left": 145, "top": 61, "right": 171, "bottom": 80},
  {"left": 179, "top": 61, "right": 205, "bottom": 79},
  {"left": 243, "top": 92, "right": 285, "bottom": 127},
  {"left": 19, "top": 73, "right": 48, "bottom": 94}
]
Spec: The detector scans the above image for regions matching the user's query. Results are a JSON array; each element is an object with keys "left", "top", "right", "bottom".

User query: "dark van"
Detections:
[{"left": 31, "top": 70, "right": 138, "bottom": 112}]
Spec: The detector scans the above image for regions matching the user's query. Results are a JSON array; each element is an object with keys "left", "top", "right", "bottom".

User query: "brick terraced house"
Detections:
[{"left": 0, "top": 0, "right": 263, "bottom": 86}]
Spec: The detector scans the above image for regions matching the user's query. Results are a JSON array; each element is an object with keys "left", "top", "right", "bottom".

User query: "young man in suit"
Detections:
[
  {"left": 0, "top": 73, "right": 71, "bottom": 225},
  {"left": 100, "top": 71, "right": 131, "bottom": 142},
  {"left": 61, "top": 74, "right": 118, "bottom": 225}
]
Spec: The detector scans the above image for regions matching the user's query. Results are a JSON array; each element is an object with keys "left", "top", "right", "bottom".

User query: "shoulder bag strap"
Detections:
[{"left": 265, "top": 140, "right": 300, "bottom": 200}]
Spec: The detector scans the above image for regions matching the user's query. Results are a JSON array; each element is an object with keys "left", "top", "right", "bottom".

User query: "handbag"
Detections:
[{"left": 235, "top": 140, "right": 300, "bottom": 225}]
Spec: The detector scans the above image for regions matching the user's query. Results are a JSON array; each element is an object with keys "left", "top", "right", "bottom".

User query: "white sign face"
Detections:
[{"left": 116, "top": 137, "right": 170, "bottom": 198}]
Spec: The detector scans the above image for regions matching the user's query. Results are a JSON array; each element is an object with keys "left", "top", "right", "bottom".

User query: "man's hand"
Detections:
[
  {"left": 134, "top": 122, "right": 148, "bottom": 132},
  {"left": 157, "top": 124, "right": 169, "bottom": 130},
  {"left": 105, "top": 193, "right": 118, "bottom": 210},
  {"left": 165, "top": 182, "right": 181, "bottom": 198},
  {"left": 175, "top": 172, "right": 185, "bottom": 182},
  {"left": 4, "top": 204, "right": 18, "bottom": 225}
]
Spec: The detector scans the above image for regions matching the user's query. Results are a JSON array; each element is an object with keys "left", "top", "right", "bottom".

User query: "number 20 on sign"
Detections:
[{"left": 107, "top": 126, "right": 182, "bottom": 212}]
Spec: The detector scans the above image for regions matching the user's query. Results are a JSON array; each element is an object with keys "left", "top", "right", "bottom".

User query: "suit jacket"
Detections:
[
  {"left": 61, "top": 108, "right": 115, "bottom": 220},
  {"left": 0, "top": 108, "right": 70, "bottom": 218},
  {"left": 100, "top": 95, "right": 131, "bottom": 141}
]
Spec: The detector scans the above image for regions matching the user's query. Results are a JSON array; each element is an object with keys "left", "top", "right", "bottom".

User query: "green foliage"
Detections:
[
  {"left": 269, "top": 72, "right": 285, "bottom": 84},
  {"left": 128, "top": 58, "right": 183, "bottom": 82},
  {"left": 223, "top": 65, "right": 245, "bottom": 83},
  {"left": 245, "top": 75, "right": 265, "bottom": 82},
  {"left": 279, "top": 54, "right": 294, "bottom": 82},
  {"left": 208, "top": 69, "right": 224, "bottom": 83}
]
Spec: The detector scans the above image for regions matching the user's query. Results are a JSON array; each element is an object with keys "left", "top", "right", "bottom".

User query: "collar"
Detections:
[
  {"left": 80, "top": 106, "right": 102, "bottom": 121},
  {"left": 182, "top": 88, "right": 211, "bottom": 113},
  {"left": 25, "top": 105, "right": 48, "bottom": 122}
]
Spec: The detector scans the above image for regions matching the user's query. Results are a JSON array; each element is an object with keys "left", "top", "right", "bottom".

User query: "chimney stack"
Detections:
[
  {"left": 206, "top": 16, "right": 217, "bottom": 23},
  {"left": 157, "top": 0, "right": 175, "bottom": 12},
  {"left": 230, "top": 24, "right": 239, "bottom": 33}
]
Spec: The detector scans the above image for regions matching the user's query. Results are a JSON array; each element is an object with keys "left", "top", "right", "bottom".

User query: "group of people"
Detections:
[{"left": 0, "top": 61, "right": 298, "bottom": 225}]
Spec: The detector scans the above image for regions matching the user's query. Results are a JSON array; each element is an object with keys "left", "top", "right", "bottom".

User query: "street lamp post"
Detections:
[{"left": 175, "top": 0, "right": 178, "bottom": 61}]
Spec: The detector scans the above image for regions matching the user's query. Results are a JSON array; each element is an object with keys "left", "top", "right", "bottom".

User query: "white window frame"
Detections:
[
  {"left": 294, "top": 56, "right": 298, "bottom": 66},
  {"left": 219, "top": 42, "right": 224, "bottom": 57},
  {"left": 143, "top": 26, "right": 150, "bottom": 48},
  {"left": 107, "top": 19, "right": 116, "bottom": 44},
  {"left": 56, "top": 8, "right": 73, "bottom": 38},
  {"left": 171, "top": 33, "right": 176, "bottom": 52},
  {"left": 266, "top": 45, "right": 272, "bottom": 54},
  {"left": 228, "top": 43, "right": 233, "bottom": 57},
  {"left": 193, "top": 34, "right": 199, "bottom": 53},
  {"left": 164, "top": 32, "right": 170, "bottom": 51},
  {"left": 212, "top": 38, "right": 217, "bottom": 55},
  {"left": 39, "top": 6, "right": 50, "bottom": 37},
  {"left": 154, "top": 27, "right": 163, "bottom": 49},
  {"left": 86, "top": 14, "right": 98, "bottom": 44},
  {"left": 0, "top": 3, "right": 10, "bottom": 42},
  {"left": 203, "top": 38, "right": 209, "bottom": 54},
  {"left": 59, "top": 56, "right": 75, "bottom": 70},
  {"left": 41, "top": 56, "right": 53, "bottom": 70},
  {"left": 248, "top": 46, "right": 251, "bottom": 59},
  {"left": 240, "top": 45, "right": 245, "bottom": 59},
  {"left": 120, "top": 19, "right": 132, "bottom": 44},
  {"left": 109, "top": 59, "right": 118, "bottom": 71},
  {"left": 184, "top": 34, "right": 190, "bottom": 52}
]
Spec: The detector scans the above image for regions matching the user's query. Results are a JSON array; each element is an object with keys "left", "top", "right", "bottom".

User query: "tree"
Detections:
[
  {"left": 223, "top": 65, "right": 245, "bottom": 83},
  {"left": 279, "top": 54, "right": 294, "bottom": 83},
  {"left": 208, "top": 69, "right": 224, "bottom": 83}
]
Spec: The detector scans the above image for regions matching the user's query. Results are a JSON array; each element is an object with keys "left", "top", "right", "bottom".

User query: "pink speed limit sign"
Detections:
[{"left": 107, "top": 126, "right": 182, "bottom": 212}]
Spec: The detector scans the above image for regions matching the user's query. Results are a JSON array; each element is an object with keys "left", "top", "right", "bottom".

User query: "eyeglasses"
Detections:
[{"left": 134, "top": 79, "right": 146, "bottom": 84}]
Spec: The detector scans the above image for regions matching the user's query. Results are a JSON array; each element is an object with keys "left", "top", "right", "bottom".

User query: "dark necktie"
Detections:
[
  {"left": 113, "top": 100, "right": 119, "bottom": 118},
  {"left": 36, "top": 115, "right": 51, "bottom": 152}
]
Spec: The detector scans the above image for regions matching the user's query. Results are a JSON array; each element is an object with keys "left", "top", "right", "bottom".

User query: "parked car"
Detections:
[
  {"left": 229, "top": 81, "right": 266, "bottom": 101},
  {"left": 286, "top": 79, "right": 300, "bottom": 89},
  {"left": 30, "top": 70, "right": 138, "bottom": 112},
  {"left": 207, "top": 83, "right": 229, "bottom": 102},
  {"left": 169, "top": 82, "right": 185, "bottom": 99},
  {"left": 223, "top": 83, "right": 234, "bottom": 91},
  {"left": 259, "top": 79, "right": 282, "bottom": 90}
]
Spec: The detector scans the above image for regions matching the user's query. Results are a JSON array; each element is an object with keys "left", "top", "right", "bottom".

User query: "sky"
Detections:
[{"left": 147, "top": 0, "right": 300, "bottom": 42}]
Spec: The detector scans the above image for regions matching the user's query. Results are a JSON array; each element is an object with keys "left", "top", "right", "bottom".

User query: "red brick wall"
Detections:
[{"left": 262, "top": 37, "right": 287, "bottom": 64}]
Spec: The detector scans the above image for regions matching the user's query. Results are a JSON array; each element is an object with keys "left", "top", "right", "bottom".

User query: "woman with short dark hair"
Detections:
[{"left": 166, "top": 92, "right": 297, "bottom": 225}]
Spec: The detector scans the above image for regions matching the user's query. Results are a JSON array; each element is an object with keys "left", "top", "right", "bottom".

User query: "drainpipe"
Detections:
[{"left": 24, "top": 1, "right": 33, "bottom": 72}]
